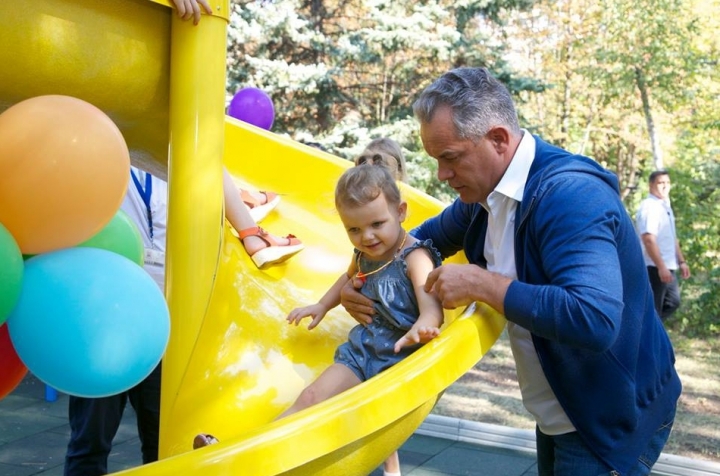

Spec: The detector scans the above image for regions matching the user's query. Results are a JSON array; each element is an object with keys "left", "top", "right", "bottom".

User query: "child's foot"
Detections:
[
  {"left": 193, "top": 433, "right": 219, "bottom": 449},
  {"left": 238, "top": 226, "right": 304, "bottom": 269},
  {"left": 240, "top": 189, "right": 280, "bottom": 223}
]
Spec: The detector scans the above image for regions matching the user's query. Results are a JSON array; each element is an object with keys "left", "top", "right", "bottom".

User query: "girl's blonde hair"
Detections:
[
  {"left": 353, "top": 137, "right": 408, "bottom": 183},
  {"left": 335, "top": 164, "right": 401, "bottom": 211}
]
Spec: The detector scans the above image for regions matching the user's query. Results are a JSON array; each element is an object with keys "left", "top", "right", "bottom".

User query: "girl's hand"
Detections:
[
  {"left": 286, "top": 304, "right": 327, "bottom": 330},
  {"left": 394, "top": 326, "right": 440, "bottom": 353}
]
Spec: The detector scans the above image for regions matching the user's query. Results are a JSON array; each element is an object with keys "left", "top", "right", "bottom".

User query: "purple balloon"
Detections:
[{"left": 227, "top": 87, "right": 275, "bottom": 130}]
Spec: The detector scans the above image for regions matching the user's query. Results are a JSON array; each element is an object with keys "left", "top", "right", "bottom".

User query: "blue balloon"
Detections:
[{"left": 7, "top": 247, "right": 169, "bottom": 398}]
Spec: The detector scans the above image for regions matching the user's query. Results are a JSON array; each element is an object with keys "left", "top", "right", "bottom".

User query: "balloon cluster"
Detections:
[
  {"left": 0, "top": 95, "right": 170, "bottom": 400},
  {"left": 227, "top": 87, "right": 275, "bottom": 130}
]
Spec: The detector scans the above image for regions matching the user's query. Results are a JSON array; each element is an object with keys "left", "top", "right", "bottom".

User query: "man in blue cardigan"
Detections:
[{"left": 342, "top": 67, "right": 681, "bottom": 475}]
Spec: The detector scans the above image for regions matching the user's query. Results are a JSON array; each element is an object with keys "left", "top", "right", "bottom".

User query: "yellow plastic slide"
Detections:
[{"left": 0, "top": 1, "right": 505, "bottom": 474}]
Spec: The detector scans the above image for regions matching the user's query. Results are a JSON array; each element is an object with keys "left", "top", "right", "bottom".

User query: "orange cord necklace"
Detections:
[{"left": 355, "top": 231, "right": 408, "bottom": 283}]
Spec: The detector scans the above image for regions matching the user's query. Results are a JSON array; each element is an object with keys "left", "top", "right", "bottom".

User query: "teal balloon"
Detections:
[
  {"left": 7, "top": 247, "right": 169, "bottom": 398},
  {"left": 0, "top": 222, "right": 23, "bottom": 326},
  {"left": 79, "top": 209, "right": 144, "bottom": 265}
]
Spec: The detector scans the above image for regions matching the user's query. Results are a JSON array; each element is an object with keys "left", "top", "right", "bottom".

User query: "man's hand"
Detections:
[
  {"left": 339, "top": 277, "right": 374, "bottom": 325},
  {"left": 425, "top": 263, "right": 512, "bottom": 314},
  {"left": 659, "top": 265, "right": 673, "bottom": 284},
  {"left": 679, "top": 262, "right": 691, "bottom": 280}
]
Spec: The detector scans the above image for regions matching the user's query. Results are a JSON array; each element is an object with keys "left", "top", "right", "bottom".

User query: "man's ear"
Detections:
[{"left": 487, "top": 126, "right": 511, "bottom": 154}]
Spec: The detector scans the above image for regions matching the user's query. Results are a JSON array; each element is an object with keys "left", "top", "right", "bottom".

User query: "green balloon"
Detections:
[
  {"left": 0, "top": 222, "right": 23, "bottom": 326},
  {"left": 79, "top": 209, "right": 144, "bottom": 266}
]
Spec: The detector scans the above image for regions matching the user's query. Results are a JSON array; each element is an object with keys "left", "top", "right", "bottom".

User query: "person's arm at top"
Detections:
[{"left": 169, "top": 0, "right": 212, "bottom": 25}]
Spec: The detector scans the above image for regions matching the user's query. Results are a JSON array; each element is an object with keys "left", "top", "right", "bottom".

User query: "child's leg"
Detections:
[
  {"left": 383, "top": 450, "right": 401, "bottom": 475},
  {"left": 193, "top": 364, "right": 359, "bottom": 450},
  {"left": 277, "top": 364, "right": 361, "bottom": 419}
]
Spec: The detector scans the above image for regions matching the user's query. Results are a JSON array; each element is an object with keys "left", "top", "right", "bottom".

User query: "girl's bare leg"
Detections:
[
  {"left": 278, "top": 364, "right": 361, "bottom": 419},
  {"left": 194, "top": 365, "right": 359, "bottom": 449},
  {"left": 223, "top": 168, "right": 300, "bottom": 257},
  {"left": 383, "top": 450, "right": 401, "bottom": 475}
]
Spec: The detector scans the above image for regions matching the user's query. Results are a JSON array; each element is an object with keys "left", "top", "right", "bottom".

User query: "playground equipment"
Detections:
[{"left": 0, "top": 1, "right": 505, "bottom": 474}]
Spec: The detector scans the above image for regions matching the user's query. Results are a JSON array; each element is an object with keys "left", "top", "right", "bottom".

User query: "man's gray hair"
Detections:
[{"left": 413, "top": 67, "right": 521, "bottom": 140}]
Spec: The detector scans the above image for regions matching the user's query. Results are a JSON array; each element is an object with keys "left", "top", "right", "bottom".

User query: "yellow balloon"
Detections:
[{"left": 0, "top": 95, "right": 130, "bottom": 254}]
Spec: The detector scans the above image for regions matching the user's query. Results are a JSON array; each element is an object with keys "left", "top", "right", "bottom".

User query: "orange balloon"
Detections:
[{"left": 0, "top": 95, "right": 130, "bottom": 254}]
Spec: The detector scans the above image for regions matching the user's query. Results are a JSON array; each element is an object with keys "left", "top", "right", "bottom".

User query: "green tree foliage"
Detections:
[
  {"left": 668, "top": 148, "right": 720, "bottom": 337},
  {"left": 662, "top": 10, "right": 720, "bottom": 336},
  {"left": 597, "top": 0, "right": 700, "bottom": 170},
  {"left": 225, "top": 0, "right": 538, "bottom": 200},
  {"left": 496, "top": 0, "right": 703, "bottom": 195},
  {"left": 489, "top": 0, "right": 649, "bottom": 196}
]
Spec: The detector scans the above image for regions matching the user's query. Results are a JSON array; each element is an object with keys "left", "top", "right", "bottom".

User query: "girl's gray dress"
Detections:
[{"left": 334, "top": 239, "right": 442, "bottom": 381}]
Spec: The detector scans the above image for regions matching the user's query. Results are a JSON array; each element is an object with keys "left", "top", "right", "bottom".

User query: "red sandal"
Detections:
[
  {"left": 240, "top": 189, "right": 280, "bottom": 223},
  {"left": 238, "top": 226, "right": 303, "bottom": 269}
]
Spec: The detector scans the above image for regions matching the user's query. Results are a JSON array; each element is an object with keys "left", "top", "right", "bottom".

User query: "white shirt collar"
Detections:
[{"left": 493, "top": 130, "right": 535, "bottom": 203}]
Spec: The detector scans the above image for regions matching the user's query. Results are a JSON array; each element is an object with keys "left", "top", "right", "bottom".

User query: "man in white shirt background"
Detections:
[{"left": 635, "top": 170, "right": 691, "bottom": 320}]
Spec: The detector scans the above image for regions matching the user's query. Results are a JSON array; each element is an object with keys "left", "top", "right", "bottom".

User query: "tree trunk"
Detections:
[{"left": 635, "top": 66, "right": 664, "bottom": 170}]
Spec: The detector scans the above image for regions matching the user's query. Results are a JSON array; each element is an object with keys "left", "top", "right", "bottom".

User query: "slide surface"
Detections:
[{"left": 0, "top": 1, "right": 506, "bottom": 474}]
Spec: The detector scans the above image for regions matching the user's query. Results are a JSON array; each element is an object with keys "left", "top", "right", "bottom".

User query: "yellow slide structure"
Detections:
[{"left": 0, "top": 1, "right": 505, "bottom": 474}]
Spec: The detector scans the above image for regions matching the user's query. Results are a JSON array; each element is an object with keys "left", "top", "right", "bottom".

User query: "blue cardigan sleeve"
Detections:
[{"left": 410, "top": 198, "right": 477, "bottom": 260}]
